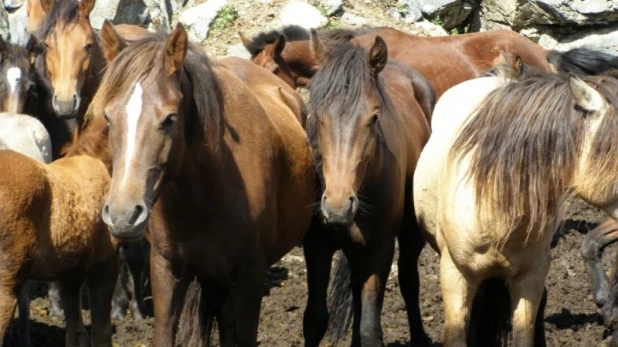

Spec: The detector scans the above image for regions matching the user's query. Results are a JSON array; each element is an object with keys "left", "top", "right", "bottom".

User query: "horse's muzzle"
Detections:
[
  {"left": 52, "top": 94, "right": 80, "bottom": 118},
  {"left": 102, "top": 201, "right": 149, "bottom": 240},
  {"left": 321, "top": 193, "right": 358, "bottom": 226}
]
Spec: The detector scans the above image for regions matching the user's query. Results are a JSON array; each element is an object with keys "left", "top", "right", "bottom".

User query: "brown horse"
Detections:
[
  {"left": 302, "top": 30, "right": 433, "bottom": 346},
  {"left": 0, "top": 35, "right": 39, "bottom": 114},
  {"left": 0, "top": 141, "right": 118, "bottom": 346},
  {"left": 91, "top": 23, "right": 315, "bottom": 346},
  {"left": 243, "top": 26, "right": 558, "bottom": 96}
]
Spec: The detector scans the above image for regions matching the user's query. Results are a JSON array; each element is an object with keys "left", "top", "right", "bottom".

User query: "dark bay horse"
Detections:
[
  {"left": 93, "top": 23, "right": 315, "bottom": 346},
  {"left": 242, "top": 26, "right": 610, "bottom": 97},
  {"left": 0, "top": 35, "right": 39, "bottom": 114},
  {"left": 303, "top": 30, "right": 433, "bottom": 346}
]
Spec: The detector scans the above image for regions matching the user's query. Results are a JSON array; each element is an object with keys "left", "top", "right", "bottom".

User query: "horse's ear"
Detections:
[
  {"left": 273, "top": 34, "right": 286, "bottom": 57},
  {"left": 165, "top": 23, "right": 188, "bottom": 75},
  {"left": 239, "top": 31, "right": 252, "bottom": 51},
  {"left": 368, "top": 36, "right": 388, "bottom": 76},
  {"left": 569, "top": 75, "right": 605, "bottom": 112},
  {"left": 310, "top": 29, "right": 326, "bottom": 63},
  {"left": 25, "top": 35, "right": 41, "bottom": 64},
  {"left": 78, "top": 0, "right": 96, "bottom": 18},
  {"left": 0, "top": 35, "right": 8, "bottom": 61},
  {"left": 100, "top": 20, "right": 127, "bottom": 62},
  {"left": 40, "top": 0, "right": 54, "bottom": 13}
]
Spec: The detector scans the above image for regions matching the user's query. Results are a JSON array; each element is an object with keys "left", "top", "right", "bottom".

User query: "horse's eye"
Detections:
[
  {"left": 103, "top": 112, "right": 110, "bottom": 125},
  {"left": 84, "top": 43, "right": 93, "bottom": 51},
  {"left": 160, "top": 114, "right": 177, "bottom": 130}
]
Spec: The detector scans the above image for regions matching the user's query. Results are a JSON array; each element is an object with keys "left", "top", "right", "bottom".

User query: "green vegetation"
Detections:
[
  {"left": 310, "top": 0, "right": 331, "bottom": 17},
  {"left": 211, "top": 5, "right": 239, "bottom": 32}
]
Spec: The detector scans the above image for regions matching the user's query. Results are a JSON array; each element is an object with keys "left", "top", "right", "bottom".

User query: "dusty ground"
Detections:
[
  {"left": 12, "top": 0, "right": 617, "bottom": 346},
  {"left": 10, "top": 198, "right": 616, "bottom": 346}
]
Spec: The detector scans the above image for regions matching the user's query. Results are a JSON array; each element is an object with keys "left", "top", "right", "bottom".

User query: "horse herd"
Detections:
[{"left": 1, "top": 0, "right": 618, "bottom": 346}]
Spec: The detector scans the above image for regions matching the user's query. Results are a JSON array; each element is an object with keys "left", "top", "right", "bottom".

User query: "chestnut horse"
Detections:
[
  {"left": 0, "top": 35, "right": 39, "bottom": 114},
  {"left": 414, "top": 71, "right": 618, "bottom": 346},
  {"left": 30, "top": 0, "right": 150, "bottom": 158},
  {"left": 94, "top": 24, "right": 315, "bottom": 346},
  {"left": 0, "top": 141, "right": 118, "bottom": 346},
  {"left": 303, "top": 30, "right": 433, "bottom": 346}
]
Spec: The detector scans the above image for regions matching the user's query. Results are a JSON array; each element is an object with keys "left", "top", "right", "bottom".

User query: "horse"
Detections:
[
  {"left": 0, "top": 35, "right": 39, "bottom": 114},
  {"left": 91, "top": 23, "right": 315, "bottom": 346},
  {"left": 31, "top": 0, "right": 151, "bottom": 159},
  {"left": 239, "top": 25, "right": 381, "bottom": 89},
  {"left": 0, "top": 129, "right": 118, "bottom": 346},
  {"left": 30, "top": 1, "right": 151, "bottom": 318},
  {"left": 413, "top": 69, "right": 618, "bottom": 346},
  {"left": 0, "top": 112, "right": 51, "bottom": 163},
  {"left": 243, "top": 25, "right": 618, "bottom": 99},
  {"left": 302, "top": 29, "right": 433, "bottom": 346}
]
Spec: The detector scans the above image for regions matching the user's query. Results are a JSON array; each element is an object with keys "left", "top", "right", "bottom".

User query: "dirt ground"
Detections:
[
  {"left": 11, "top": 197, "right": 615, "bottom": 346},
  {"left": 12, "top": 0, "right": 617, "bottom": 346}
]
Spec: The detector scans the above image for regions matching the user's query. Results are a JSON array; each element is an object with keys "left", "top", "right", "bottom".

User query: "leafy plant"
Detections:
[{"left": 211, "top": 5, "right": 239, "bottom": 32}]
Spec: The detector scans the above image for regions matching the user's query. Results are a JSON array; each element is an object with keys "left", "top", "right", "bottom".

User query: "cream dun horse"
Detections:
[{"left": 414, "top": 70, "right": 618, "bottom": 346}]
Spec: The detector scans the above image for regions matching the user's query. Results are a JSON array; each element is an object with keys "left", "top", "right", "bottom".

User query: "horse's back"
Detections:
[
  {"left": 214, "top": 57, "right": 315, "bottom": 262},
  {"left": 414, "top": 77, "right": 506, "bottom": 248},
  {"left": 0, "top": 113, "right": 52, "bottom": 163}
]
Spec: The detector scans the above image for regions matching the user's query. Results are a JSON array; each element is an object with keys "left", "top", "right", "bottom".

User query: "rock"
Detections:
[
  {"left": 89, "top": 0, "right": 150, "bottom": 29},
  {"left": 179, "top": 0, "right": 228, "bottom": 43},
  {"left": 483, "top": 0, "right": 618, "bottom": 29},
  {"left": 550, "top": 25, "right": 618, "bottom": 56},
  {"left": 277, "top": 1, "right": 328, "bottom": 30},
  {"left": 341, "top": 12, "right": 368, "bottom": 26},
  {"left": 538, "top": 33, "right": 559, "bottom": 49},
  {"left": 318, "top": 0, "right": 343, "bottom": 16},
  {"left": 387, "top": 7, "right": 402, "bottom": 21},
  {"left": 226, "top": 43, "right": 251, "bottom": 59},
  {"left": 7, "top": 5, "right": 28, "bottom": 45},
  {"left": 412, "top": 20, "right": 448, "bottom": 36},
  {"left": 397, "top": 0, "right": 476, "bottom": 29}
]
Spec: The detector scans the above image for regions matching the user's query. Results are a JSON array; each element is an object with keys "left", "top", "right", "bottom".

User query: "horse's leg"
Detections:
[
  {"left": 111, "top": 245, "right": 130, "bottom": 320},
  {"left": 125, "top": 240, "right": 147, "bottom": 320},
  {"left": 0, "top": 285, "right": 18, "bottom": 346},
  {"left": 440, "top": 253, "right": 477, "bottom": 347},
  {"left": 217, "top": 293, "right": 235, "bottom": 347},
  {"left": 48, "top": 282, "right": 63, "bottom": 317},
  {"left": 357, "top": 241, "right": 395, "bottom": 347},
  {"left": 397, "top": 219, "right": 430, "bottom": 346},
  {"left": 230, "top": 264, "right": 267, "bottom": 347},
  {"left": 302, "top": 223, "right": 335, "bottom": 347},
  {"left": 59, "top": 276, "right": 89, "bottom": 347},
  {"left": 534, "top": 287, "right": 547, "bottom": 347},
  {"left": 17, "top": 281, "right": 31, "bottom": 347},
  {"left": 151, "top": 249, "right": 188, "bottom": 347},
  {"left": 509, "top": 257, "right": 549, "bottom": 347},
  {"left": 87, "top": 259, "right": 118, "bottom": 347},
  {"left": 581, "top": 219, "right": 618, "bottom": 320}
]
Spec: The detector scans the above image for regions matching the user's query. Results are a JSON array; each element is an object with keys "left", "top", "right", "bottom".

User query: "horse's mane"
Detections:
[
  {"left": 548, "top": 47, "right": 618, "bottom": 76},
  {"left": 306, "top": 41, "right": 394, "bottom": 181},
  {"left": 245, "top": 25, "right": 383, "bottom": 56},
  {"left": 449, "top": 69, "right": 618, "bottom": 245},
  {"left": 0, "top": 38, "right": 30, "bottom": 66},
  {"left": 84, "top": 33, "right": 224, "bottom": 150},
  {"left": 38, "top": 0, "right": 81, "bottom": 39}
]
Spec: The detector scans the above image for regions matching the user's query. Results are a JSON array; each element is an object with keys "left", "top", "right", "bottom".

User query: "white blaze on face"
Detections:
[
  {"left": 122, "top": 82, "right": 143, "bottom": 186},
  {"left": 7, "top": 67, "right": 22, "bottom": 94}
]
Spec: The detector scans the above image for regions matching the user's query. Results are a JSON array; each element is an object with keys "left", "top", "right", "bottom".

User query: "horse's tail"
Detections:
[
  {"left": 547, "top": 46, "right": 618, "bottom": 76},
  {"left": 176, "top": 279, "right": 216, "bottom": 347},
  {"left": 467, "top": 279, "right": 512, "bottom": 347},
  {"left": 325, "top": 251, "right": 353, "bottom": 345}
]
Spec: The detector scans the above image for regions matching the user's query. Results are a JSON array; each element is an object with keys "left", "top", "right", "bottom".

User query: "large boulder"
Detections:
[
  {"left": 7, "top": 5, "right": 28, "bottom": 45},
  {"left": 397, "top": 0, "right": 477, "bottom": 29},
  {"left": 178, "top": 0, "right": 228, "bottom": 44},
  {"left": 0, "top": 6, "right": 9, "bottom": 40},
  {"left": 277, "top": 1, "right": 328, "bottom": 29},
  {"left": 90, "top": 0, "right": 150, "bottom": 29}
]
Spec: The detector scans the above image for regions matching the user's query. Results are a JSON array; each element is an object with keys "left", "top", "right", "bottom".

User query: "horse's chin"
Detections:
[{"left": 109, "top": 224, "right": 148, "bottom": 242}]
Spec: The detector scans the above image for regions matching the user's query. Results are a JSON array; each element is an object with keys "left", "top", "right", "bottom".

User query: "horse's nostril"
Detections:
[
  {"left": 103, "top": 204, "right": 109, "bottom": 215},
  {"left": 128, "top": 205, "right": 144, "bottom": 226}
]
